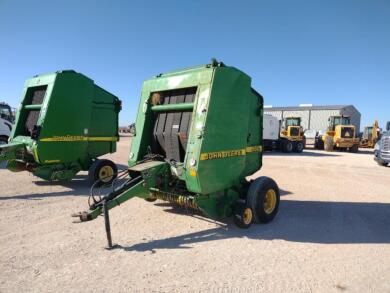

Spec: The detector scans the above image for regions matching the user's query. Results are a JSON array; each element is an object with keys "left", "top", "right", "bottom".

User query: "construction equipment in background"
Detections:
[
  {"left": 263, "top": 114, "right": 305, "bottom": 153},
  {"left": 0, "top": 102, "right": 14, "bottom": 145},
  {"left": 374, "top": 121, "right": 390, "bottom": 167},
  {"left": 315, "top": 115, "right": 359, "bottom": 152},
  {"left": 0, "top": 71, "right": 121, "bottom": 184},
  {"left": 279, "top": 117, "right": 305, "bottom": 152},
  {"left": 263, "top": 114, "right": 280, "bottom": 150},
  {"left": 360, "top": 120, "right": 380, "bottom": 148},
  {"left": 73, "top": 60, "right": 280, "bottom": 248}
]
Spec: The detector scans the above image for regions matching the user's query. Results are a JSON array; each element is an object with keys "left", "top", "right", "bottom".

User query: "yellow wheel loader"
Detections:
[
  {"left": 279, "top": 117, "right": 306, "bottom": 153},
  {"left": 315, "top": 115, "right": 359, "bottom": 153},
  {"left": 360, "top": 120, "right": 380, "bottom": 148}
]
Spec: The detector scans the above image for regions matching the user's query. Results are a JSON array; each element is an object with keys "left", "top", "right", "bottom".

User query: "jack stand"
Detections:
[{"left": 103, "top": 201, "right": 114, "bottom": 250}]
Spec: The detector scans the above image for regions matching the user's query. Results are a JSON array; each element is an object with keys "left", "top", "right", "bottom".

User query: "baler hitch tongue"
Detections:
[
  {"left": 71, "top": 211, "right": 93, "bottom": 223},
  {"left": 0, "top": 142, "right": 25, "bottom": 164}
]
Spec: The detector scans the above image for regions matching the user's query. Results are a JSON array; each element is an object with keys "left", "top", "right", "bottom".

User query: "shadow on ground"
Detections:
[
  {"left": 264, "top": 150, "right": 339, "bottom": 157},
  {"left": 0, "top": 162, "right": 130, "bottom": 200},
  {"left": 118, "top": 199, "right": 390, "bottom": 252},
  {"left": 356, "top": 149, "right": 375, "bottom": 155},
  {"left": 0, "top": 175, "right": 91, "bottom": 200}
]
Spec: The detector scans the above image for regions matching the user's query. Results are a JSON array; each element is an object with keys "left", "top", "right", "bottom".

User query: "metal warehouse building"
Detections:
[{"left": 264, "top": 105, "right": 361, "bottom": 133}]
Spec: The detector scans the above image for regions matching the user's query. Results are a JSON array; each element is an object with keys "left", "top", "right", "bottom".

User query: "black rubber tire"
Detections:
[
  {"left": 0, "top": 136, "right": 8, "bottom": 145},
  {"left": 315, "top": 137, "right": 324, "bottom": 150},
  {"left": 377, "top": 160, "right": 388, "bottom": 167},
  {"left": 88, "top": 159, "right": 118, "bottom": 186},
  {"left": 349, "top": 144, "right": 359, "bottom": 153},
  {"left": 282, "top": 140, "right": 293, "bottom": 153},
  {"left": 233, "top": 201, "right": 253, "bottom": 229},
  {"left": 293, "top": 141, "right": 304, "bottom": 153},
  {"left": 247, "top": 176, "right": 280, "bottom": 224}
]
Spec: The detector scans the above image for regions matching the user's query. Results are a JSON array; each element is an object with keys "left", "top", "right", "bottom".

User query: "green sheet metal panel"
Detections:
[
  {"left": 128, "top": 63, "right": 263, "bottom": 195},
  {"left": 8, "top": 70, "right": 120, "bottom": 170}
]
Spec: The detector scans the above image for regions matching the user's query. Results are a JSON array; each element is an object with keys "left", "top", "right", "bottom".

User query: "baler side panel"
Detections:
[
  {"left": 243, "top": 89, "right": 263, "bottom": 177},
  {"left": 87, "top": 86, "right": 120, "bottom": 157},
  {"left": 36, "top": 73, "right": 93, "bottom": 164},
  {"left": 195, "top": 67, "right": 253, "bottom": 194}
]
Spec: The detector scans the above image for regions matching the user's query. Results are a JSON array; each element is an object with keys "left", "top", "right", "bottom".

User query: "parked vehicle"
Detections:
[
  {"left": 374, "top": 121, "right": 390, "bottom": 166},
  {"left": 315, "top": 115, "right": 359, "bottom": 152},
  {"left": 0, "top": 102, "right": 14, "bottom": 145},
  {"left": 360, "top": 120, "right": 380, "bottom": 148},
  {"left": 263, "top": 114, "right": 305, "bottom": 153},
  {"left": 0, "top": 71, "right": 121, "bottom": 183}
]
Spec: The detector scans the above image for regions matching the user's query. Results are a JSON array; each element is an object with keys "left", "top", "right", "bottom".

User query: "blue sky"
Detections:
[{"left": 0, "top": 0, "right": 389, "bottom": 128}]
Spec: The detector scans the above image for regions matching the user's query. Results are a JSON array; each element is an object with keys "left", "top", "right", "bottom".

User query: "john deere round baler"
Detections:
[
  {"left": 0, "top": 70, "right": 121, "bottom": 184},
  {"left": 73, "top": 60, "right": 280, "bottom": 248}
]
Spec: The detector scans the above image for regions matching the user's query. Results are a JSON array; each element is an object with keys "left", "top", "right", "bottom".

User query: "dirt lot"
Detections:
[{"left": 1, "top": 137, "right": 389, "bottom": 292}]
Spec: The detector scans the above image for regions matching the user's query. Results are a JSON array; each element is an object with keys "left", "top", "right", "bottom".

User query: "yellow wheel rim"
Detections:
[
  {"left": 98, "top": 166, "right": 114, "bottom": 183},
  {"left": 243, "top": 208, "right": 253, "bottom": 225},
  {"left": 263, "top": 189, "right": 277, "bottom": 214}
]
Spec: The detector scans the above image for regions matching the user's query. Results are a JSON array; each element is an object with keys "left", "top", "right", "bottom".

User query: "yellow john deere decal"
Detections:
[
  {"left": 40, "top": 136, "right": 118, "bottom": 142},
  {"left": 200, "top": 145, "right": 262, "bottom": 161},
  {"left": 44, "top": 160, "right": 61, "bottom": 164}
]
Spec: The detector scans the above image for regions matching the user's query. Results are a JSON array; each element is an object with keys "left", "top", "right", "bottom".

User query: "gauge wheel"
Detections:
[
  {"left": 89, "top": 159, "right": 118, "bottom": 186},
  {"left": 233, "top": 201, "right": 253, "bottom": 229},
  {"left": 247, "top": 176, "right": 280, "bottom": 223}
]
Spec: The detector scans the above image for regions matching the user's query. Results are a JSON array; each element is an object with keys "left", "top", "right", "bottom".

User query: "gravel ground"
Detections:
[{"left": 1, "top": 137, "right": 389, "bottom": 292}]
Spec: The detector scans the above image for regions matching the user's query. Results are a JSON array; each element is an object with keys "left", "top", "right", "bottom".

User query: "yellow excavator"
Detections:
[
  {"left": 279, "top": 117, "right": 305, "bottom": 153},
  {"left": 360, "top": 120, "right": 380, "bottom": 148},
  {"left": 315, "top": 115, "right": 359, "bottom": 153}
]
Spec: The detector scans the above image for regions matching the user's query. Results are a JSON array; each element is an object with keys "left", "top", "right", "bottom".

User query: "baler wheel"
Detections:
[
  {"left": 89, "top": 159, "right": 118, "bottom": 186},
  {"left": 247, "top": 176, "right": 280, "bottom": 223},
  {"left": 233, "top": 202, "right": 253, "bottom": 229}
]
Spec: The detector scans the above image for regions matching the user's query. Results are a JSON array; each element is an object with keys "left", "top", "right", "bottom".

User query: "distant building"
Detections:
[{"left": 264, "top": 104, "right": 361, "bottom": 133}]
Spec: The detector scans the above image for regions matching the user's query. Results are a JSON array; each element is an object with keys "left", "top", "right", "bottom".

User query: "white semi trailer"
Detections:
[{"left": 263, "top": 114, "right": 281, "bottom": 151}]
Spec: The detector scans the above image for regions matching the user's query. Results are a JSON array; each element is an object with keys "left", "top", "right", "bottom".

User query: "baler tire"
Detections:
[
  {"left": 282, "top": 140, "right": 293, "bottom": 153},
  {"left": 233, "top": 202, "right": 253, "bottom": 229},
  {"left": 89, "top": 159, "right": 118, "bottom": 186},
  {"left": 293, "top": 141, "right": 304, "bottom": 153},
  {"left": 247, "top": 176, "right": 280, "bottom": 224}
]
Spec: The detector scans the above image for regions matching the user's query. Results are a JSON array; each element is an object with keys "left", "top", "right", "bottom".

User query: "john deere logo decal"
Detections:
[{"left": 200, "top": 146, "right": 262, "bottom": 161}]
